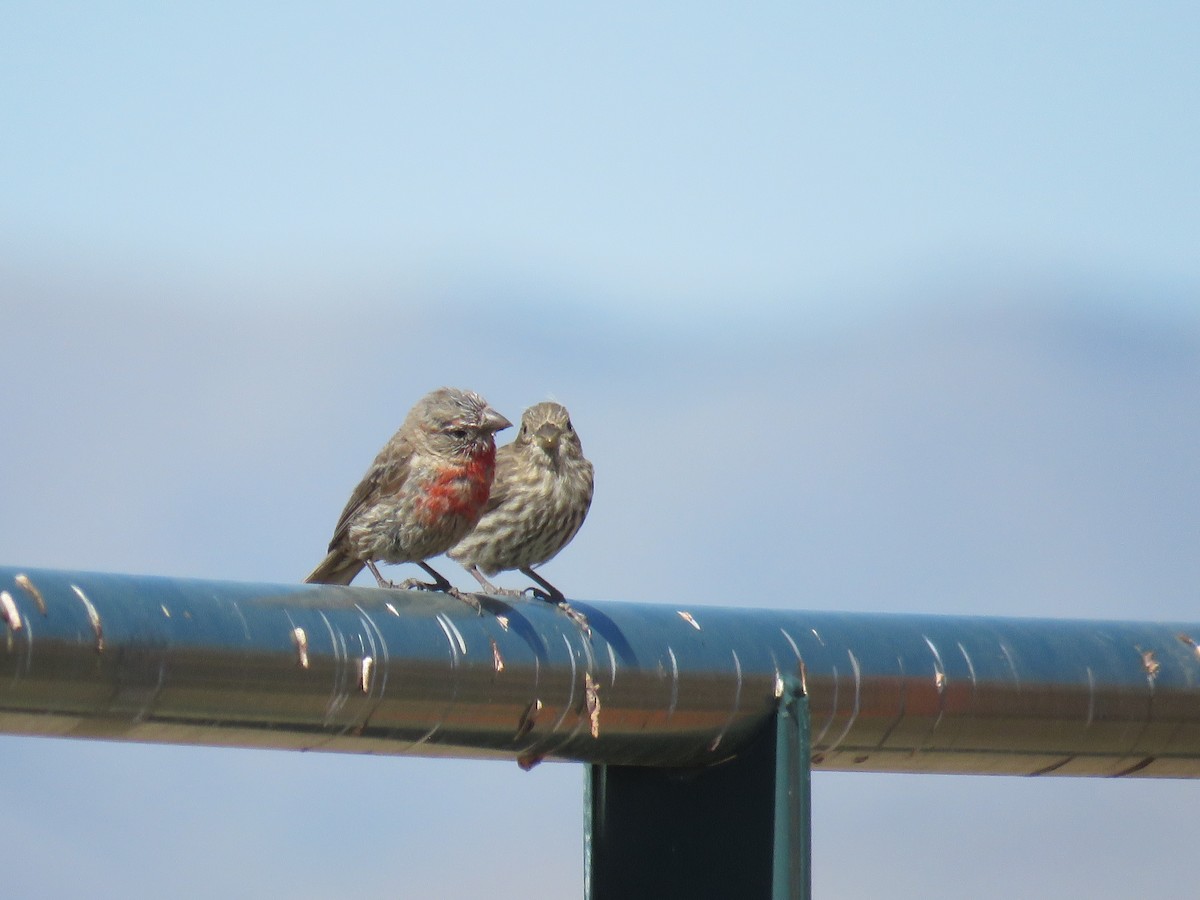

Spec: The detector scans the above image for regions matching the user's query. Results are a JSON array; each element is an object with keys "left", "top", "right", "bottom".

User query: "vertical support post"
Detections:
[
  {"left": 773, "top": 675, "right": 811, "bottom": 899},
  {"left": 585, "top": 675, "right": 811, "bottom": 899}
]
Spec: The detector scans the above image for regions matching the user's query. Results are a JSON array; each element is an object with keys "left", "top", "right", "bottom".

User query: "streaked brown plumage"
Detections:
[
  {"left": 306, "top": 387, "right": 511, "bottom": 592},
  {"left": 448, "top": 401, "right": 593, "bottom": 603}
]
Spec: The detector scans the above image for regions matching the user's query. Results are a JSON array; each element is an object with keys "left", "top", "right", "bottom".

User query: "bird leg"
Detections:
[
  {"left": 519, "top": 567, "right": 564, "bottom": 603},
  {"left": 366, "top": 560, "right": 396, "bottom": 588},
  {"left": 405, "top": 561, "right": 485, "bottom": 613},
  {"left": 465, "top": 565, "right": 523, "bottom": 598},
  {"left": 372, "top": 559, "right": 462, "bottom": 598},
  {"left": 520, "top": 568, "right": 590, "bottom": 636},
  {"left": 392, "top": 560, "right": 453, "bottom": 591}
]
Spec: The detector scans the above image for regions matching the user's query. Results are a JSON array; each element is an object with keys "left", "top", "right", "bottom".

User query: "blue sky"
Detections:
[
  {"left": 2, "top": 4, "right": 1199, "bottom": 897},
  {"left": 4, "top": 3, "right": 1197, "bottom": 317}
]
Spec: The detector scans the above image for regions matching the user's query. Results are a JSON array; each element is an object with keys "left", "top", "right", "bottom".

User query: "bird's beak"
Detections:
[
  {"left": 534, "top": 422, "right": 559, "bottom": 451},
  {"left": 483, "top": 408, "right": 513, "bottom": 433}
]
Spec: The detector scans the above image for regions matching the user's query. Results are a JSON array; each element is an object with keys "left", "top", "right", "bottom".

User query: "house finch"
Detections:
[
  {"left": 448, "top": 401, "right": 594, "bottom": 607},
  {"left": 305, "top": 387, "right": 511, "bottom": 597}
]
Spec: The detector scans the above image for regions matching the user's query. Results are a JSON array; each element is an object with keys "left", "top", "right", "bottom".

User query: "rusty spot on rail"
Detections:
[
  {"left": 585, "top": 672, "right": 601, "bottom": 739},
  {"left": 515, "top": 698, "right": 543, "bottom": 741},
  {"left": 517, "top": 752, "right": 544, "bottom": 771}
]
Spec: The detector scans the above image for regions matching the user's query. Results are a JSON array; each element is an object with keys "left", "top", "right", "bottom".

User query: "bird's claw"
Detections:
[
  {"left": 450, "top": 588, "right": 485, "bottom": 615},
  {"left": 395, "top": 577, "right": 439, "bottom": 592},
  {"left": 559, "top": 603, "right": 591, "bottom": 637},
  {"left": 483, "top": 586, "right": 524, "bottom": 598}
]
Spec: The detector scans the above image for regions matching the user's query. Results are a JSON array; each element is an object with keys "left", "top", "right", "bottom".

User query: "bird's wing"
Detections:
[
  {"left": 328, "top": 436, "right": 413, "bottom": 552},
  {"left": 481, "top": 443, "right": 518, "bottom": 514}
]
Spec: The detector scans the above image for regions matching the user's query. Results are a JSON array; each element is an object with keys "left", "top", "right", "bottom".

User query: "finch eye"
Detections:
[
  {"left": 566, "top": 421, "right": 575, "bottom": 433},
  {"left": 447, "top": 428, "right": 469, "bottom": 440}
]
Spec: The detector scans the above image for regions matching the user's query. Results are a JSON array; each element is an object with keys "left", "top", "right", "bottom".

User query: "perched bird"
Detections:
[
  {"left": 306, "top": 387, "right": 511, "bottom": 595},
  {"left": 448, "top": 401, "right": 594, "bottom": 605}
]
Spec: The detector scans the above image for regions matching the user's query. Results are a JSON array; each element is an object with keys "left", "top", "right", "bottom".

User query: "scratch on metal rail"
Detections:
[
  {"left": 709, "top": 649, "right": 743, "bottom": 753},
  {"left": 71, "top": 585, "right": 104, "bottom": 652},
  {"left": 13, "top": 575, "right": 46, "bottom": 616},
  {"left": 826, "top": 649, "right": 861, "bottom": 755},
  {"left": 666, "top": 646, "right": 679, "bottom": 720}
]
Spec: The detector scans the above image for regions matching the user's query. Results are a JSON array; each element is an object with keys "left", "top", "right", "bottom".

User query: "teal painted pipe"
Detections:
[{"left": 1, "top": 566, "right": 1198, "bottom": 776}]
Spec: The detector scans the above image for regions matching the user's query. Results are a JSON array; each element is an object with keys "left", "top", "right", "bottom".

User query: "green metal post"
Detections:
[
  {"left": 773, "top": 675, "right": 811, "bottom": 900},
  {"left": 585, "top": 674, "right": 811, "bottom": 900}
]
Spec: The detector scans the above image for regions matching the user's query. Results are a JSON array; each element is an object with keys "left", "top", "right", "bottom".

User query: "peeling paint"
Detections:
[
  {"left": 561, "top": 604, "right": 591, "bottom": 637},
  {"left": 292, "top": 627, "right": 310, "bottom": 669},
  {"left": 1138, "top": 647, "right": 1160, "bottom": 682},
  {"left": 0, "top": 591, "right": 22, "bottom": 632},
  {"left": 585, "top": 672, "right": 601, "bottom": 739},
  {"left": 490, "top": 638, "right": 504, "bottom": 673},
  {"left": 360, "top": 656, "right": 374, "bottom": 693},
  {"left": 924, "top": 636, "right": 947, "bottom": 697},
  {"left": 676, "top": 610, "right": 701, "bottom": 631},
  {"left": 13, "top": 574, "right": 46, "bottom": 616}
]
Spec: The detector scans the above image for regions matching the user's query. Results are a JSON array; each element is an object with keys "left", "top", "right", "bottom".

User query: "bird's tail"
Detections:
[{"left": 305, "top": 551, "right": 365, "bottom": 585}]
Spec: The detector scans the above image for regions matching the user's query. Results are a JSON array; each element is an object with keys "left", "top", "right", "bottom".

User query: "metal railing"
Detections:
[{"left": 3, "top": 566, "right": 1200, "bottom": 897}]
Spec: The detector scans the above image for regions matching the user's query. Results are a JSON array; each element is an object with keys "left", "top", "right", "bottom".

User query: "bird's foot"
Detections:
[
  {"left": 449, "top": 587, "right": 485, "bottom": 614},
  {"left": 558, "top": 603, "right": 591, "bottom": 637},
  {"left": 396, "top": 577, "right": 441, "bottom": 592},
  {"left": 483, "top": 585, "right": 525, "bottom": 598},
  {"left": 522, "top": 588, "right": 590, "bottom": 636}
]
